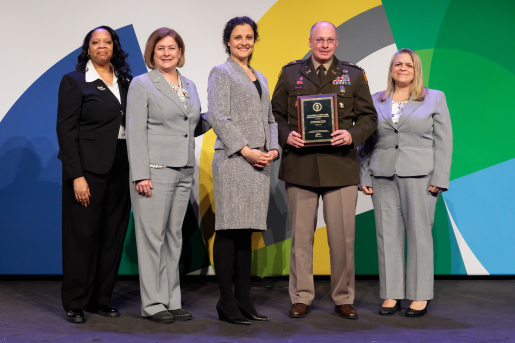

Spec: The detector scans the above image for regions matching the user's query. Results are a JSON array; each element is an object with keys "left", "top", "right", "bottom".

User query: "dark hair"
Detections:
[
  {"left": 144, "top": 27, "right": 186, "bottom": 69},
  {"left": 76, "top": 26, "right": 131, "bottom": 88},
  {"left": 223, "top": 16, "right": 259, "bottom": 64}
]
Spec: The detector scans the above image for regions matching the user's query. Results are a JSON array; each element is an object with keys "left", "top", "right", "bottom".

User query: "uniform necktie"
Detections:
[{"left": 317, "top": 65, "right": 326, "bottom": 85}]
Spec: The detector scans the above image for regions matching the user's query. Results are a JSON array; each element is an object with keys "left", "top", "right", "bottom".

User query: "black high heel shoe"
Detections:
[
  {"left": 236, "top": 299, "right": 269, "bottom": 321},
  {"left": 379, "top": 299, "right": 401, "bottom": 316},
  {"left": 216, "top": 300, "right": 251, "bottom": 325},
  {"left": 405, "top": 300, "right": 430, "bottom": 317}
]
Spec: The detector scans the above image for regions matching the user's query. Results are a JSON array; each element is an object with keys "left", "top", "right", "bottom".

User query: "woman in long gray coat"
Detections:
[{"left": 206, "top": 16, "right": 280, "bottom": 325}]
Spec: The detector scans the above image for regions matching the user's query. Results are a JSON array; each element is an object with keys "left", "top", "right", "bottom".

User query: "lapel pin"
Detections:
[
  {"left": 306, "top": 69, "right": 311, "bottom": 74},
  {"left": 97, "top": 86, "right": 105, "bottom": 90}
]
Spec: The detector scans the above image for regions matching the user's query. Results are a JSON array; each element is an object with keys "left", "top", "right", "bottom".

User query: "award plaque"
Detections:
[{"left": 297, "top": 93, "right": 338, "bottom": 146}]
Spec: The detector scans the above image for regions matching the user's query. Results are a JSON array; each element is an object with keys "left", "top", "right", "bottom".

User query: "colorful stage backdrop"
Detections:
[{"left": 1, "top": 0, "right": 514, "bottom": 276}]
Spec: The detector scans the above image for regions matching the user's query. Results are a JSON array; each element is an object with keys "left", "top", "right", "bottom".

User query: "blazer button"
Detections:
[
  {"left": 184, "top": 134, "right": 188, "bottom": 137},
  {"left": 184, "top": 116, "right": 187, "bottom": 121},
  {"left": 395, "top": 129, "right": 398, "bottom": 133},
  {"left": 395, "top": 145, "right": 399, "bottom": 149}
]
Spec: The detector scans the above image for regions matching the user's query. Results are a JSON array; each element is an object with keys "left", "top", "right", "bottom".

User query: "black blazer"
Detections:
[{"left": 56, "top": 71, "right": 132, "bottom": 180}]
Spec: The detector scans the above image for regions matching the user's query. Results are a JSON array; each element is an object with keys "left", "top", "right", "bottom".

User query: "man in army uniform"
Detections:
[{"left": 271, "top": 21, "right": 377, "bottom": 319}]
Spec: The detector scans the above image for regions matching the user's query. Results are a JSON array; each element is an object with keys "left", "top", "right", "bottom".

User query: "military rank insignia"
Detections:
[
  {"left": 332, "top": 75, "right": 351, "bottom": 85},
  {"left": 363, "top": 71, "right": 368, "bottom": 85}
]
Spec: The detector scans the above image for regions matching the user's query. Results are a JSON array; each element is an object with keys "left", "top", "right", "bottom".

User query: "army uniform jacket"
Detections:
[{"left": 271, "top": 56, "right": 378, "bottom": 187}]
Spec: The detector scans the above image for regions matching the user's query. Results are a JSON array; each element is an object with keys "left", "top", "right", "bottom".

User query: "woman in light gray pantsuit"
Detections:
[
  {"left": 359, "top": 49, "right": 452, "bottom": 317},
  {"left": 206, "top": 16, "right": 280, "bottom": 325},
  {"left": 126, "top": 28, "right": 210, "bottom": 324}
]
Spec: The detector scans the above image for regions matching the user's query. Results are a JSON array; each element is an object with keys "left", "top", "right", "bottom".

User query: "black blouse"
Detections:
[{"left": 253, "top": 80, "right": 262, "bottom": 99}]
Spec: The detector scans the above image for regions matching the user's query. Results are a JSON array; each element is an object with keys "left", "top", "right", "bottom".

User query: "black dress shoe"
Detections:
[
  {"left": 65, "top": 309, "right": 85, "bottom": 323},
  {"left": 379, "top": 300, "right": 401, "bottom": 316},
  {"left": 216, "top": 300, "right": 251, "bottom": 325},
  {"left": 148, "top": 310, "right": 175, "bottom": 324},
  {"left": 236, "top": 299, "right": 269, "bottom": 321},
  {"left": 85, "top": 304, "right": 120, "bottom": 317},
  {"left": 169, "top": 308, "right": 192, "bottom": 321},
  {"left": 405, "top": 300, "right": 430, "bottom": 317}
]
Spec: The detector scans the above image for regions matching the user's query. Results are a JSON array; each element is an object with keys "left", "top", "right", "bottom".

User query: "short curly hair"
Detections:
[{"left": 223, "top": 16, "right": 259, "bottom": 64}]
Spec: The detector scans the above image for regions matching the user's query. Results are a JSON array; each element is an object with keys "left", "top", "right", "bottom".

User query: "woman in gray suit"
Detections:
[
  {"left": 126, "top": 27, "right": 210, "bottom": 324},
  {"left": 206, "top": 16, "right": 280, "bottom": 325},
  {"left": 359, "top": 48, "right": 452, "bottom": 317}
]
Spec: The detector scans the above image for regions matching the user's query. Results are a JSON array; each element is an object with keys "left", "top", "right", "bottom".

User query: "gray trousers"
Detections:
[
  {"left": 371, "top": 175, "right": 438, "bottom": 301},
  {"left": 130, "top": 166, "right": 193, "bottom": 317},
  {"left": 286, "top": 182, "right": 358, "bottom": 306}
]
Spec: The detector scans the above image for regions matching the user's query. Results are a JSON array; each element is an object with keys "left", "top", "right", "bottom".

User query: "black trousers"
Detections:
[{"left": 61, "top": 140, "right": 131, "bottom": 310}]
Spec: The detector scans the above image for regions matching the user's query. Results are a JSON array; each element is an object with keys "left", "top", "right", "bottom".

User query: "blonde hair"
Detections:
[
  {"left": 379, "top": 48, "right": 428, "bottom": 102},
  {"left": 144, "top": 27, "right": 185, "bottom": 69}
]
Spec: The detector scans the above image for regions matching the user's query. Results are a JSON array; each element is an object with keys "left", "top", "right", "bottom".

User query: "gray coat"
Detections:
[
  {"left": 206, "top": 58, "right": 280, "bottom": 231},
  {"left": 359, "top": 89, "right": 453, "bottom": 189},
  {"left": 126, "top": 68, "right": 210, "bottom": 182}
]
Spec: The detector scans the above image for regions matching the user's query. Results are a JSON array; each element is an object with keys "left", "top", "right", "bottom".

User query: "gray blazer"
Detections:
[
  {"left": 126, "top": 68, "right": 210, "bottom": 181},
  {"left": 207, "top": 58, "right": 280, "bottom": 156},
  {"left": 359, "top": 89, "right": 452, "bottom": 189}
]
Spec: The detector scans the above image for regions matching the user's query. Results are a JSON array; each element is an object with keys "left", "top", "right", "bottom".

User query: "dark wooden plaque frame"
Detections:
[{"left": 297, "top": 93, "right": 338, "bottom": 146}]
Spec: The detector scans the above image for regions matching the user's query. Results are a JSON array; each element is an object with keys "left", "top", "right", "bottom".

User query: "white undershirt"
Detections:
[
  {"left": 391, "top": 100, "right": 408, "bottom": 125},
  {"left": 85, "top": 60, "right": 125, "bottom": 139}
]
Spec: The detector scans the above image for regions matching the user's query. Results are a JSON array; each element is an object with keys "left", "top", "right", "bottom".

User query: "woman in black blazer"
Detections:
[{"left": 56, "top": 26, "right": 132, "bottom": 323}]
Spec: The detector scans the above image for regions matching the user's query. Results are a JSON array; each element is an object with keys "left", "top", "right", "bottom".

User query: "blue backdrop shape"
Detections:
[
  {"left": 0, "top": 25, "right": 147, "bottom": 274},
  {"left": 444, "top": 157, "right": 515, "bottom": 274}
]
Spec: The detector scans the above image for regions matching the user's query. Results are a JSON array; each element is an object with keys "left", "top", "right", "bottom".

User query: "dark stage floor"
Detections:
[{"left": 1, "top": 277, "right": 514, "bottom": 342}]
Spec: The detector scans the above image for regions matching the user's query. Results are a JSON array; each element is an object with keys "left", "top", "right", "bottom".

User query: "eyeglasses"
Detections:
[{"left": 313, "top": 38, "right": 337, "bottom": 45}]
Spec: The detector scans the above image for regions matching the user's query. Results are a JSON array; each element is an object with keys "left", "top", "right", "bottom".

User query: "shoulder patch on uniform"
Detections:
[
  {"left": 363, "top": 70, "right": 368, "bottom": 85},
  {"left": 284, "top": 59, "right": 305, "bottom": 67},
  {"left": 341, "top": 61, "right": 363, "bottom": 70}
]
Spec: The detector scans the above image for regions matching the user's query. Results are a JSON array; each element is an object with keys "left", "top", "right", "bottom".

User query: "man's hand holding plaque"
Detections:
[
  {"left": 330, "top": 129, "right": 352, "bottom": 147},
  {"left": 287, "top": 131, "right": 305, "bottom": 148}
]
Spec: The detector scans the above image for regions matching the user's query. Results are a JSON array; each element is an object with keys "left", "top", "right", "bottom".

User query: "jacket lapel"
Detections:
[
  {"left": 150, "top": 68, "right": 187, "bottom": 115},
  {"left": 182, "top": 76, "right": 194, "bottom": 116},
  {"left": 93, "top": 79, "right": 122, "bottom": 109},
  {"left": 300, "top": 58, "right": 319, "bottom": 86},
  {"left": 119, "top": 81, "right": 127, "bottom": 111},
  {"left": 227, "top": 58, "right": 262, "bottom": 106},
  {"left": 379, "top": 93, "right": 395, "bottom": 129},
  {"left": 396, "top": 96, "right": 423, "bottom": 128}
]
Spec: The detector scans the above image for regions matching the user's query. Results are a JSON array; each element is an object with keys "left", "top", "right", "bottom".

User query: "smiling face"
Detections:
[
  {"left": 88, "top": 28, "right": 113, "bottom": 65},
  {"left": 227, "top": 24, "right": 255, "bottom": 63},
  {"left": 391, "top": 53, "right": 415, "bottom": 87},
  {"left": 309, "top": 22, "right": 338, "bottom": 64},
  {"left": 153, "top": 35, "right": 181, "bottom": 73}
]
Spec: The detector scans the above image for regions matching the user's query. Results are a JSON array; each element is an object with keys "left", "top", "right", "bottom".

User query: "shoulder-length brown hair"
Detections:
[
  {"left": 144, "top": 27, "right": 185, "bottom": 69},
  {"left": 379, "top": 48, "right": 428, "bottom": 102}
]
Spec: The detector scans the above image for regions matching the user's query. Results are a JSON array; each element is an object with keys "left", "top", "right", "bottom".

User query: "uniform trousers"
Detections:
[
  {"left": 285, "top": 182, "right": 358, "bottom": 306},
  {"left": 131, "top": 166, "right": 193, "bottom": 317},
  {"left": 371, "top": 174, "right": 438, "bottom": 301},
  {"left": 61, "top": 140, "right": 131, "bottom": 310}
]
